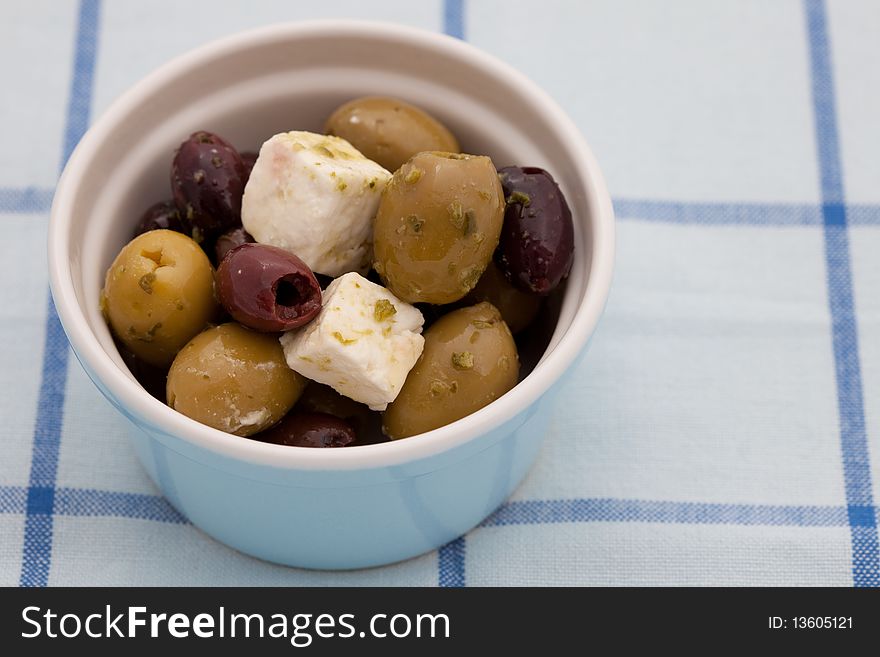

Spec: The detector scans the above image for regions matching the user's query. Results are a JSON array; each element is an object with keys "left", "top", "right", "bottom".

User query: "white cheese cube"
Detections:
[
  {"left": 280, "top": 272, "right": 424, "bottom": 410},
  {"left": 241, "top": 131, "right": 391, "bottom": 277}
]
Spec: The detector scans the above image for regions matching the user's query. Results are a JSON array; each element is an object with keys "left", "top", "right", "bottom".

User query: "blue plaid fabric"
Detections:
[{"left": 1, "top": 0, "right": 878, "bottom": 586}]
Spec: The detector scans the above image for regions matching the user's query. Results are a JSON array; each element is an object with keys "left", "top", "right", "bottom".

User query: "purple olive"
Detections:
[
  {"left": 171, "top": 131, "right": 248, "bottom": 243},
  {"left": 115, "top": 339, "right": 168, "bottom": 402},
  {"left": 134, "top": 200, "right": 185, "bottom": 237},
  {"left": 295, "top": 382, "right": 387, "bottom": 444},
  {"left": 495, "top": 166, "right": 574, "bottom": 295},
  {"left": 215, "top": 243, "right": 322, "bottom": 332},
  {"left": 257, "top": 411, "right": 356, "bottom": 448},
  {"left": 240, "top": 151, "right": 259, "bottom": 184},
  {"left": 214, "top": 226, "right": 254, "bottom": 264}
]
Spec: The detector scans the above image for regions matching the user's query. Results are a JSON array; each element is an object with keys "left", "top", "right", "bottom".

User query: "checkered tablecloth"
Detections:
[{"left": 1, "top": 0, "right": 878, "bottom": 587}]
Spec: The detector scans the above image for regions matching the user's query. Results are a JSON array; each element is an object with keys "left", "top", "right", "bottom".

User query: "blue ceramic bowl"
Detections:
[{"left": 48, "top": 21, "right": 614, "bottom": 568}]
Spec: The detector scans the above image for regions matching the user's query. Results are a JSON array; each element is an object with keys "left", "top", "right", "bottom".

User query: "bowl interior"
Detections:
[{"left": 56, "top": 23, "right": 604, "bottom": 463}]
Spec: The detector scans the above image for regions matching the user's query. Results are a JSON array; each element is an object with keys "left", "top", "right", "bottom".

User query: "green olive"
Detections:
[
  {"left": 102, "top": 229, "right": 218, "bottom": 367},
  {"left": 463, "top": 261, "right": 542, "bottom": 334},
  {"left": 382, "top": 302, "right": 519, "bottom": 439},
  {"left": 324, "top": 96, "right": 460, "bottom": 172},
  {"left": 372, "top": 152, "right": 505, "bottom": 305},
  {"left": 166, "top": 323, "right": 306, "bottom": 436}
]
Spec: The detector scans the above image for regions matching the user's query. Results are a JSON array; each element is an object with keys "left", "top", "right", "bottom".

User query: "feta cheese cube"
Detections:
[
  {"left": 242, "top": 131, "right": 391, "bottom": 277},
  {"left": 280, "top": 272, "right": 424, "bottom": 410}
]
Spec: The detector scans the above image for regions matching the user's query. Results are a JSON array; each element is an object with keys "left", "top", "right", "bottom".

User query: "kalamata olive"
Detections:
[
  {"left": 495, "top": 166, "right": 574, "bottom": 295},
  {"left": 116, "top": 340, "right": 168, "bottom": 401},
  {"left": 257, "top": 411, "right": 356, "bottom": 448},
  {"left": 171, "top": 131, "right": 248, "bottom": 243},
  {"left": 295, "top": 382, "right": 386, "bottom": 443},
  {"left": 383, "top": 302, "right": 520, "bottom": 439},
  {"left": 373, "top": 152, "right": 505, "bottom": 304},
  {"left": 324, "top": 96, "right": 460, "bottom": 172},
  {"left": 166, "top": 323, "right": 306, "bottom": 436},
  {"left": 240, "top": 151, "right": 258, "bottom": 183},
  {"left": 215, "top": 243, "right": 322, "bottom": 332},
  {"left": 214, "top": 226, "right": 254, "bottom": 264},
  {"left": 102, "top": 229, "right": 218, "bottom": 367},
  {"left": 134, "top": 200, "right": 186, "bottom": 237},
  {"left": 463, "top": 260, "right": 542, "bottom": 334}
]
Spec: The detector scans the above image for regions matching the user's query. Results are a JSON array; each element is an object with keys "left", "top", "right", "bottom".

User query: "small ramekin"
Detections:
[{"left": 48, "top": 20, "right": 614, "bottom": 568}]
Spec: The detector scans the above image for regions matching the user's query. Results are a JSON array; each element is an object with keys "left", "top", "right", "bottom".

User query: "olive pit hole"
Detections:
[
  {"left": 275, "top": 275, "right": 307, "bottom": 308},
  {"left": 141, "top": 249, "right": 162, "bottom": 265},
  {"left": 140, "top": 248, "right": 174, "bottom": 268}
]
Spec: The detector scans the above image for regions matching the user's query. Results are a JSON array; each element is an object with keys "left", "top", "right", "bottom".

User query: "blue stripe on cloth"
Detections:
[
  {"left": 805, "top": 0, "right": 879, "bottom": 587},
  {"left": 19, "top": 296, "right": 69, "bottom": 587},
  {"left": 61, "top": 0, "right": 101, "bottom": 167},
  {"left": 613, "top": 199, "right": 823, "bottom": 226},
  {"left": 19, "top": 0, "right": 101, "bottom": 588},
  {"left": 0, "top": 188, "right": 54, "bottom": 214},
  {"left": 6, "top": 186, "right": 880, "bottom": 226},
  {"left": 54, "top": 488, "right": 187, "bottom": 524},
  {"left": 481, "top": 499, "right": 851, "bottom": 528},
  {"left": 0, "top": 486, "right": 28, "bottom": 514},
  {"left": 438, "top": 537, "right": 466, "bottom": 587},
  {"left": 17, "top": 487, "right": 861, "bottom": 530},
  {"left": 847, "top": 205, "right": 880, "bottom": 227},
  {"left": 443, "top": 0, "right": 464, "bottom": 40},
  {"left": 614, "top": 199, "right": 880, "bottom": 226}
]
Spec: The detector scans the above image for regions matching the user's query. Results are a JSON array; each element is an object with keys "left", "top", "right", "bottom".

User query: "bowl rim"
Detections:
[{"left": 48, "top": 19, "right": 615, "bottom": 471}]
